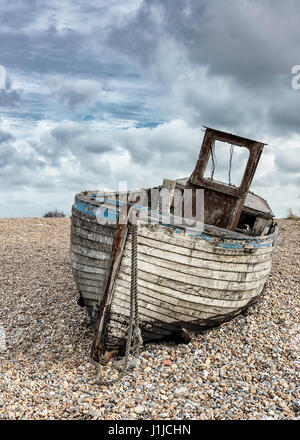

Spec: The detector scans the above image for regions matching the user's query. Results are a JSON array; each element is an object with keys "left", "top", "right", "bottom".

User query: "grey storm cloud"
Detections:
[
  {"left": 0, "top": 88, "right": 21, "bottom": 107},
  {"left": 0, "top": 144, "right": 15, "bottom": 168},
  {"left": 160, "top": 0, "right": 300, "bottom": 83},
  {"left": 0, "top": 73, "right": 22, "bottom": 107},
  {"left": 0, "top": 26, "right": 95, "bottom": 80},
  {"left": 47, "top": 77, "right": 102, "bottom": 111},
  {"left": 275, "top": 150, "right": 300, "bottom": 174},
  {"left": 50, "top": 122, "right": 114, "bottom": 154},
  {"left": 108, "top": 0, "right": 300, "bottom": 84},
  {"left": 0, "top": 130, "right": 16, "bottom": 168},
  {"left": 106, "top": 0, "right": 300, "bottom": 137},
  {"left": 0, "top": 127, "right": 45, "bottom": 193},
  {"left": 0, "top": 1, "right": 134, "bottom": 79},
  {"left": 0, "top": 129, "right": 14, "bottom": 144}
]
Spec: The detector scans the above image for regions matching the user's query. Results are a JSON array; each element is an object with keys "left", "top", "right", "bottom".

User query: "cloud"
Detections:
[
  {"left": 0, "top": 89, "right": 21, "bottom": 107},
  {"left": 0, "top": 129, "right": 15, "bottom": 144},
  {"left": 106, "top": 0, "right": 300, "bottom": 137},
  {"left": 49, "top": 121, "right": 115, "bottom": 155},
  {"left": 0, "top": 73, "right": 22, "bottom": 107},
  {"left": 118, "top": 119, "right": 202, "bottom": 167},
  {"left": 0, "top": 116, "right": 299, "bottom": 218},
  {"left": 275, "top": 149, "right": 300, "bottom": 174},
  {"left": 47, "top": 76, "right": 102, "bottom": 112},
  {"left": 109, "top": 0, "right": 300, "bottom": 84},
  {"left": 0, "top": 119, "right": 201, "bottom": 214}
]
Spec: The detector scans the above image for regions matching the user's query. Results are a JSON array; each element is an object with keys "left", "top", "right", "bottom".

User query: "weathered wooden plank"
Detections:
[
  {"left": 70, "top": 242, "right": 112, "bottom": 261},
  {"left": 73, "top": 205, "right": 118, "bottom": 228},
  {"left": 118, "top": 265, "right": 266, "bottom": 298},
  {"left": 106, "top": 314, "right": 171, "bottom": 340},
  {"left": 71, "top": 260, "right": 108, "bottom": 275},
  {"left": 116, "top": 271, "right": 257, "bottom": 302},
  {"left": 114, "top": 276, "right": 261, "bottom": 308},
  {"left": 74, "top": 275, "right": 106, "bottom": 291},
  {"left": 76, "top": 281, "right": 104, "bottom": 294},
  {"left": 75, "top": 277, "right": 105, "bottom": 288},
  {"left": 110, "top": 296, "right": 216, "bottom": 324},
  {"left": 71, "top": 232, "right": 112, "bottom": 254},
  {"left": 72, "top": 208, "right": 117, "bottom": 236},
  {"left": 129, "top": 234, "right": 274, "bottom": 264},
  {"left": 117, "top": 269, "right": 264, "bottom": 302},
  {"left": 122, "top": 251, "right": 271, "bottom": 283},
  {"left": 119, "top": 258, "right": 269, "bottom": 291},
  {"left": 107, "top": 308, "right": 189, "bottom": 335},
  {"left": 79, "top": 289, "right": 102, "bottom": 301},
  {"left": 71, "top": 225, "right": 114, "bottom": 247},
  {"left": 113, "top": 284, "right": 240, "bottom": 318},
  {"left": 135, "top": 225, "right": 274, "bottom": 255},
  {"left": 112, "top": 291, "right": 241, "bottom": 326},
  {"left": 73, "top": 280, "right": 104, "bottom": 296},
  {"left": 124, "top": 241, "right": 272, "bottom": 273},
  {"left": 72, "top": 268, "right": 106, "bottom": 282},
  {"left": 70, "top": 250, "right": 110, "bottom": 270}
]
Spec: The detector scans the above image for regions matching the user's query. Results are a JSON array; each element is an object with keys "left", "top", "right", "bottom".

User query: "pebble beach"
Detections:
[{"left": 0, "top": 217, "right": 299, "bottom": 420}]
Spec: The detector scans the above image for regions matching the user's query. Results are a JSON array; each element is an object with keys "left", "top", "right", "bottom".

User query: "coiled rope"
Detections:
[{"left": 94, "top": 223, "right": 142, "bottom": 386}]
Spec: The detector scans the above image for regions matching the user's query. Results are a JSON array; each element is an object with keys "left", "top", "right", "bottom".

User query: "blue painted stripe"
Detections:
[
  {"left": 74, "top": 198, "right": 118, "bottom": 222},
  {"left": 74, "top": 199, "right": 97, "bottom": 216},
  {"left": 73, "top": 198, "right": 275, "bottom": 249}
]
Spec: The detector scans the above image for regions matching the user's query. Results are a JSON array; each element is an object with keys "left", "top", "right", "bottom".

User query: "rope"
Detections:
[
  {"left": 94, "top": 223, "right": 142, "bottom": 386},
  {"left": 228, "top": 144, "right": 234, "bottom": 186},
  {"left": 210, "top": 140, "right": 216, "bottom": 180}
]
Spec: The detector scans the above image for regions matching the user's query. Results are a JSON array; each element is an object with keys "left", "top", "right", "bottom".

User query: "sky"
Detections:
[{"left": 0, "top": 0, "right": 299, "bottom": 218}]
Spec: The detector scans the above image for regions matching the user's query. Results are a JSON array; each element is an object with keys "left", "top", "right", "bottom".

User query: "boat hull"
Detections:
[
  {"left": 70, "top": 195, "right": 278, "bottom": 352},
  {"left": 102, "top": 222, "right": 277, "bottom": 350}
]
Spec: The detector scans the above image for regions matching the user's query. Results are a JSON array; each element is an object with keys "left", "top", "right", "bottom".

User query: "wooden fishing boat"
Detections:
[{"left": 70, "top": 127, "right": 278, "bottom": 361}]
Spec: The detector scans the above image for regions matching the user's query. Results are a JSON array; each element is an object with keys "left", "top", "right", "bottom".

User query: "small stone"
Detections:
[
  {"left": 134, "top": 405, "right": 145, "bottom": 414},
  {"left": 174, "top": 387, "right": 188, "bottom": 397},
  {"left": 159, "top": 412, "right": 169, "bottom": 418}
]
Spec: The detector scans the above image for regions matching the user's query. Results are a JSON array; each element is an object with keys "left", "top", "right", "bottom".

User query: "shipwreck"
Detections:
[{"left": 70, "top": 127, "right": 278, "bottom": 364}]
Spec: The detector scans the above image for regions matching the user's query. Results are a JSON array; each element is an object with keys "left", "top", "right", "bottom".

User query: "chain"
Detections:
[{"left": 94, "top": 223, "right": 142, "bottom": 386}]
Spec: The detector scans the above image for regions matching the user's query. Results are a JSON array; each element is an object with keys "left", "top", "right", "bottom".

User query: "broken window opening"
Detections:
[{"left": 204, "top": 140, "right": 250, "bottom": 188}]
